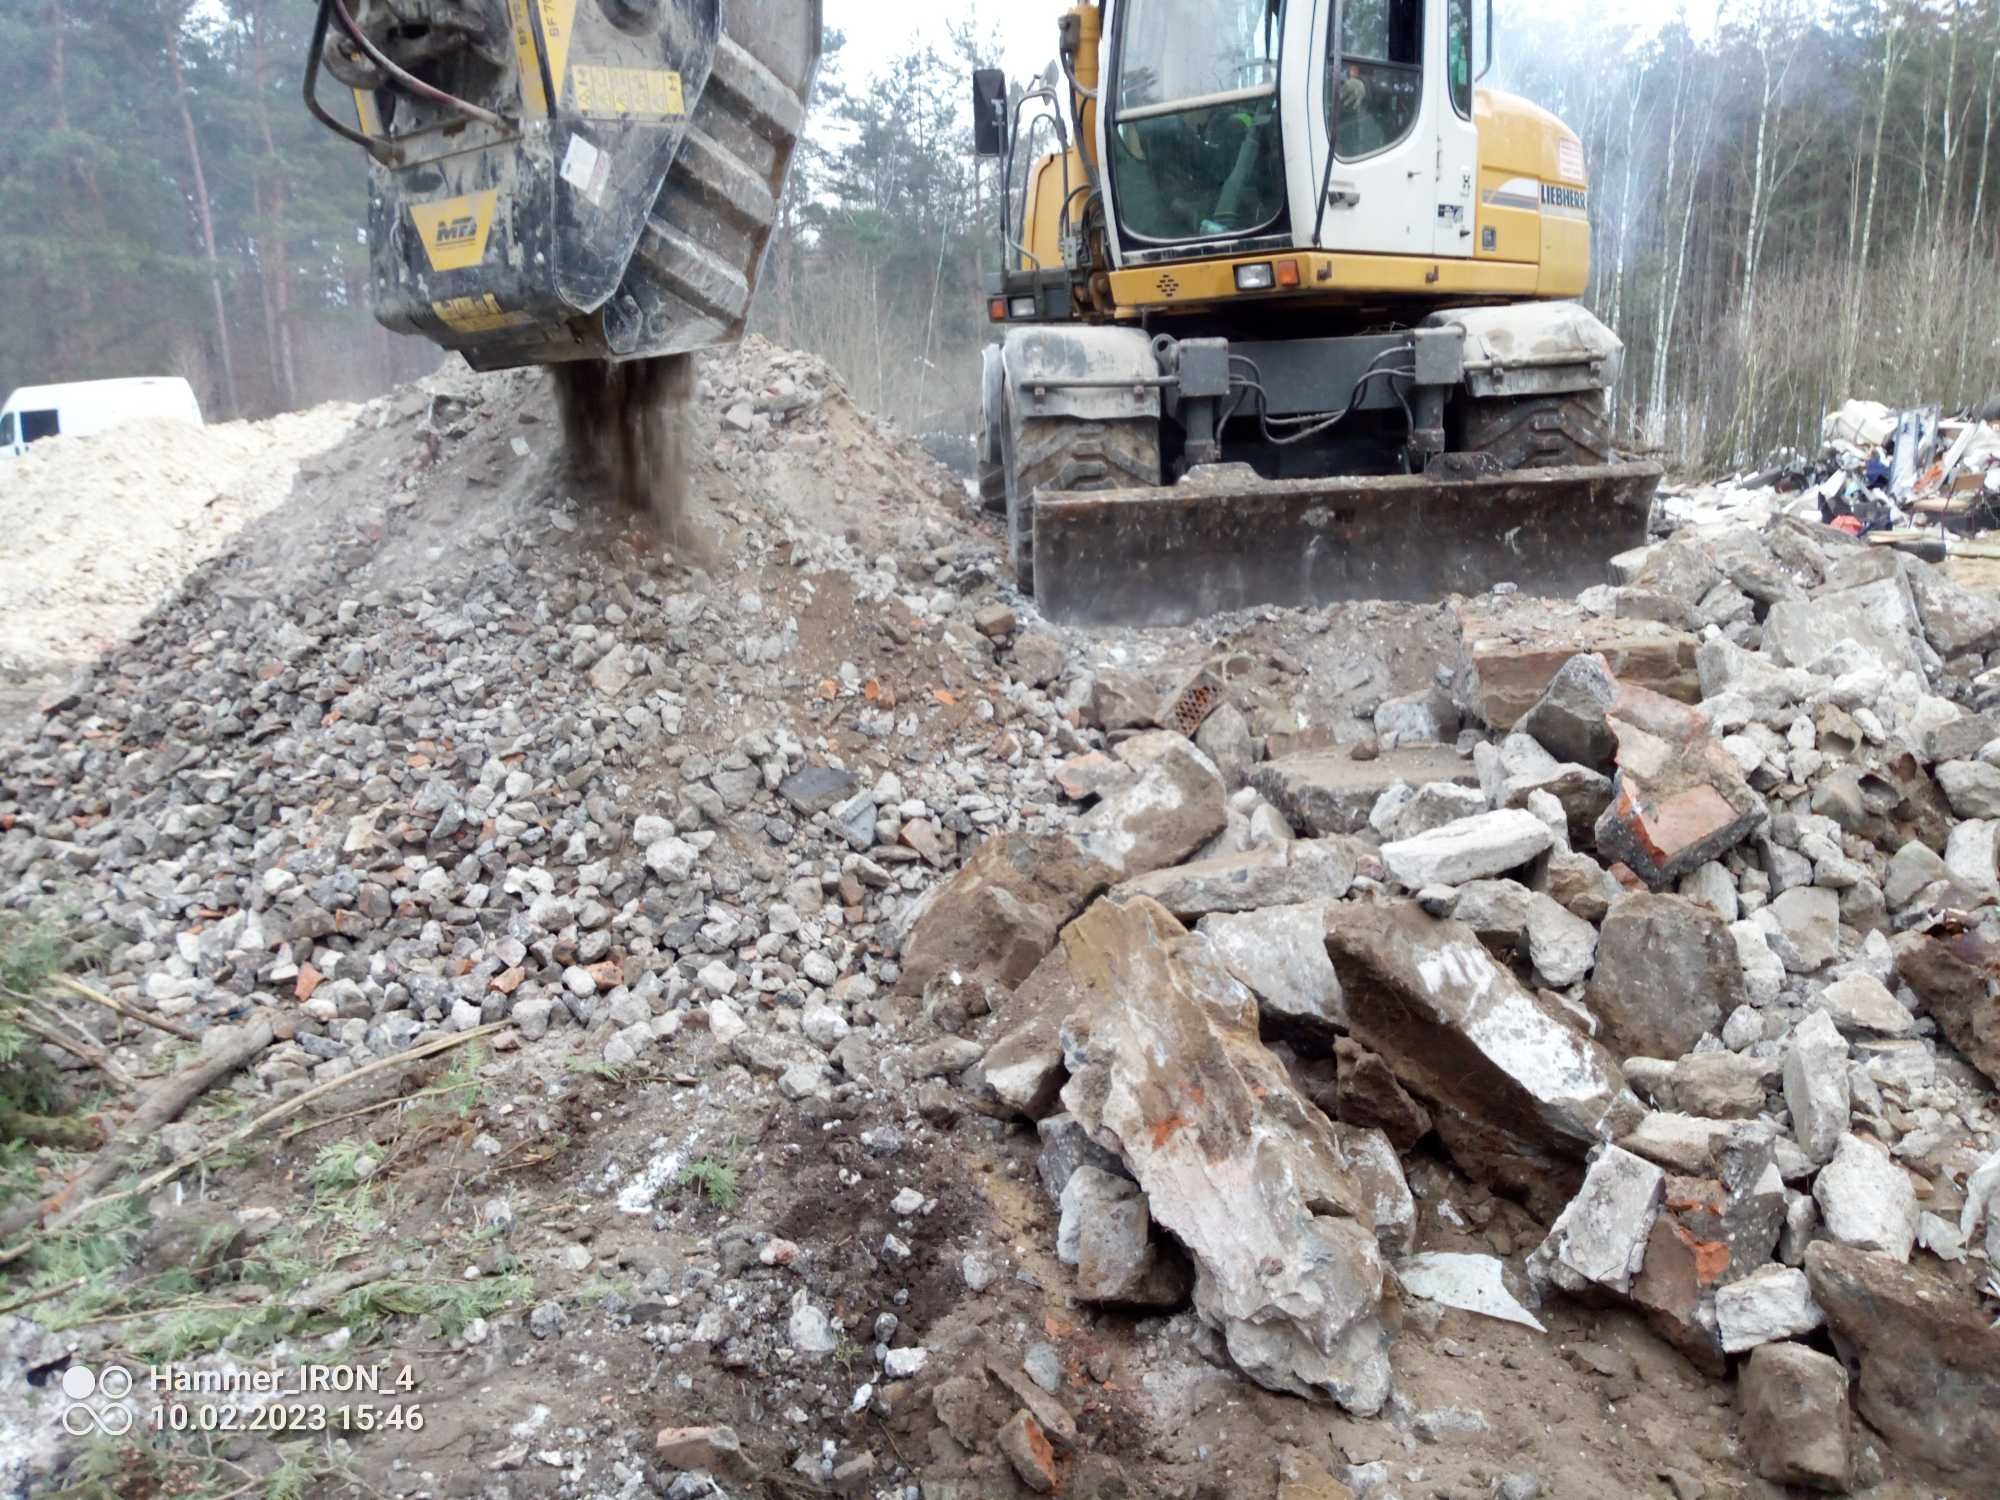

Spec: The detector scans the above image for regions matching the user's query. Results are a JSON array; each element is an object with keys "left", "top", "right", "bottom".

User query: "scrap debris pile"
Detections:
[
  {"left": 2, "top": 339, "right": 2000, "bottom": 1497},
  {"left": 1659, "top": 395, "right": 2000, "bottom": 543}
]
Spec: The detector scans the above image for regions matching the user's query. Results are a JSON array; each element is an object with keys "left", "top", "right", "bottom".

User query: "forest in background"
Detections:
[{"left": 2, "top": 1, "right": 1998, "bottom": 475}]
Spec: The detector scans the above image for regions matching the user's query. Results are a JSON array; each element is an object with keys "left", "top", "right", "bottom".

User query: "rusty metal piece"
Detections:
[{"left": 1030, "top": 460, "right": 1662, "bottom": 628}]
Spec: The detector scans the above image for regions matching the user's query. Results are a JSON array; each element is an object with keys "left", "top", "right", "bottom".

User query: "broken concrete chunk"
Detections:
[
  {"left": 1884, "top": 840, "right": 1954, "bottom": 911},
  {"left": 1811, "top": 973, "right": 1915, "bottom": 1038},
  {"left": 1908, "top": 562, "right": 2000, "bottom": 660},
  {"left": 1670, "top": 1051, "right": 1772, "bottom": 1120},
  {"left": 1450, "top": 878, "right": 1599, "bottom": 988},
  {"left": 1379, "top": 809, "right": 1553, "bottom": 889},
  {"left": 1527, "top": 1145, "right": 1665, "bottom": 1298},
  {"left": 1539, "top": 849, "right": 1622, "bottom": 922},
  {"left": 1071, "top": 732, "right": 1227, "bottom": 880},
  {"left": 1035, "top": 1112, "right": 1130, "bottom": 1203},
  {"left": 1515, "top": 652, "right": 1623, "bottom": 767},
  {"left": 1374, "top": 687, "right": 1459, "bottom": 749},
  {"left": 1388, "top": 781, "right": 1490, "bottom": 840},
  {"left": 898, "top": 832, "right": 1117, "bottom": 991},
  {"left": 1739, "top": 1342, "right": 1852, "bottom": 1492},
  {"left": 1585, "top": 894, "right": 1742, "bottom": 1060},
  {"left": 1944, "top": 819, "right": 2000, "bottom": 901},
  {"left": 1057, "top": 897, "right": 1390, "bottom": 1413},
  {"left": 1812, "top": 1133, "right": 1917, "bottom": 1260},
  {"left": 1057, "top": 1165, "right": 1134, "bottom": 1266},
  {"left": 1113, "top": 837, "right": 1356, "bottom": 919},
  {"left": 1805, "top": 1241, "right": 2000, "bottom": 1475},
  {"left": 1616, "top": 1112, "right": 1739, "bottom": 1175},
  {"left": 1249, "top": 746, "right": 1479, "bottom": 837},
  {"left": 1937, "top": 759, "right": 2000, "bottom": 820},
  {"left": 1086, "top": 670, "right": 1161, "bottom": 731},
  {"left": 1454, "top": 601, "right": 1700, "bottom": 732},
  {"left": 1332, "top": 1038, "right": 1433, "bottom": 1151},
  {"left": 1783, "top": 1010, "right": 1851, "bottom": 1165},
  {"left": 1893, "top": 927, "right": 2000, "bottom": 1089},
  {"left": 1332, "top": 1123, "right": 1417, "bottom": 1259},
  {"left": 1324, "top": 902, "right": 1639, "bottom": 1217},
  {"left": 1762, "top": 886, "right": 1842, "bottom": 974},
  {"left": 1071, "top": 1177, "right": 1193, "bottom": 1309},
  {"left": 1764, "top": 574, "right": 1927, "bottom": 677},
  {"left": 1715, "top": 1263, "right": 1825, "bottom": 1353},
  {"left": 1197, "top": 904, "right": 1345, "bottom": 1039}
]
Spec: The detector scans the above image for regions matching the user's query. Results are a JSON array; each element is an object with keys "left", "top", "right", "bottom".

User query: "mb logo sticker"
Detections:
[
  {"left": 409, "top": 190, "right": 501, "bottom": 273},
  {"left": 59, "top": 1364, "right": 135, "bottom": 1435}
]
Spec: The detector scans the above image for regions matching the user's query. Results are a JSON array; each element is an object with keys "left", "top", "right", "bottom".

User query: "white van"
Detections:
[{"left": 0, "top": 377, "right": 205, "bottom": 458}]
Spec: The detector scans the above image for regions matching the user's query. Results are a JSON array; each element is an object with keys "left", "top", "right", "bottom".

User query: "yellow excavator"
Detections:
[{"left": 306, "top": 0, "right": 1659, "bottom": 625}]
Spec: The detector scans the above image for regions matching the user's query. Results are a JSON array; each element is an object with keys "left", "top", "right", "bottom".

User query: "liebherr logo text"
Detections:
[
  {"left": 1541, "top": 184, "right": 1588, "bottom": 212},
  {"left": 147, "top": 1363, "right": 419, "bottom": 1395}
]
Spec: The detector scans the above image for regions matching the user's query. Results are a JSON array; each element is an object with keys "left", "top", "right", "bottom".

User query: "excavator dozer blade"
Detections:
[{"left": 1031, "top": 460, "right": 1663, "bottom": 628}]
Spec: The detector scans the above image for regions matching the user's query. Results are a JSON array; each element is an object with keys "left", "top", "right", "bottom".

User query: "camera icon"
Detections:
[{"left": 58, "top": 1364, "right": 135, "bottom": 1436}]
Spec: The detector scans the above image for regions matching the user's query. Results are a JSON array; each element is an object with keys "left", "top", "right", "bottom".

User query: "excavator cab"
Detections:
[{"left": 973, "top": 0, "right": 1663, "bottom": 625}]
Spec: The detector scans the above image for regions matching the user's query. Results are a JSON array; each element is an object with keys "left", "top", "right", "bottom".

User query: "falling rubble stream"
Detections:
[{"left": 2, "top": 346, "right": 1999, "bottom": 1500}]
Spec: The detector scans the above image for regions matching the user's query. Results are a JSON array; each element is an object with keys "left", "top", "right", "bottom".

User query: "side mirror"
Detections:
[{"left": 973, "top": 68, "right": 1007, "bottom": 157}]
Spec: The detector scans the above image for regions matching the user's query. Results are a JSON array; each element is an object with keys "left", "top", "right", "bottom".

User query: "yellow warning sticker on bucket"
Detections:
[
  {"left": 507, "top": 0, "right": 548, "bottom": 116},
  {"left": 409, "top": 191, "right": 501, "bottom": 273},
  {"left": 570, "top": 65, "right": 686, "bottom": 118},
  {"left": 533, "top": 0, "right": 580, "bottom": 94},
  {"left": 432, "top": 294, "right": 530, "bottom": 333}
]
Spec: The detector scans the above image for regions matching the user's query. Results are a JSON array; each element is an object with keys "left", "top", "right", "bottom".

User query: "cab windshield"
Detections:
[
  {"left": 1111, "top": 0, "right": 1286, "bottom": 243},
  {"left": 0, "top": 412, "right": 14, "bottom": 448}
]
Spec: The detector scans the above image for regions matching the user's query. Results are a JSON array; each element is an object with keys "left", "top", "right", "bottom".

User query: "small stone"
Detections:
[
  {"left": 1379, "top": 809, "right": 1553, "bottom": 888},
  {"left": 1023, "top": 1343, "right": 1064, "bottom": 1394},
  {"left": 1812, "top": 1132, "right": 1918, "bottom": 1260},
  {"left": 1783, "top": 1010, "right": 1850, "bottom": 1165},
  {"left": 1715, "top": 1263, "right": 1824, "bottom": 1353},
  {"left": 1528, "top": 1146, "right": 1665, "bottom": 1298},
  {"left": 1812, "top": 973, "right": 1915, "bottom": 1038},
  {"left": 996, "top": 1409, "right": 1060, "bottom": 1494},
  {"left": 974, "top": 603, "right": 1018, "bottom": 639},
  {"left": 1739, "top": 1343, "right": 1851, "bottom": 1491}
]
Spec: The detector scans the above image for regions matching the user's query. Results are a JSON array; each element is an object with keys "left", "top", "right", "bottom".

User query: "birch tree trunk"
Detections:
[
  {"left": 1649, "top": 64, "right": 1718, "bottom": 461},
  {"left": 1839, "top": 17, "right": 1905, "bottom": 403}
]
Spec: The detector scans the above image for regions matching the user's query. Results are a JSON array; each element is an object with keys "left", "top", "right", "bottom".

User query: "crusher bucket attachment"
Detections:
[
  {"left": 308, "top": 0, "right": 821, "bottom": 371},
  {"left": 1030, "top": 460, "right": 1664, "bottom": 629}
]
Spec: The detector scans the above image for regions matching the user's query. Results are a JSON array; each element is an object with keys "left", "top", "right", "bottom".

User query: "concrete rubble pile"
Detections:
[
  {"left": 6, "top": 338, "right": 2000, "bottom": 1493},
  {"left": 905, "top": 505, "right": 2000, "bottom": 1488}
]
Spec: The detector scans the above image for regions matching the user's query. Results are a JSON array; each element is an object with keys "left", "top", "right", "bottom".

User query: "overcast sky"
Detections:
[{"left": 819, "top": 0, "right": 1732, "bottom": 91}]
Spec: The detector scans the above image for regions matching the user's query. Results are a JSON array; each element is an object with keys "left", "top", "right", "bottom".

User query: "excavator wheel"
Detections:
[
  {"left": 1002, "top": 407, "right": 1162, "bottom": 594},
  {"left": 975, "top": 345, "right": 1008, "bottom": 516},
  {"left": 1452, "top": 390, "right": 1615, "bottom": 471}
]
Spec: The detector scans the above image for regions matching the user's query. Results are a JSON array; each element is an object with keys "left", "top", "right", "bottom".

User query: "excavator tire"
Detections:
[
  {"left": 1004, "top": 409, "right": 1161, "bottom": 594},
  {"left": 1453, "top": 390, "right": 1615, "bottom": 470},
  {"left": 976, "top": 346, "right": 1008, "bottom": 515},
  {"left": 977, "top": 447, "right": 1009, "bottom": 516}
]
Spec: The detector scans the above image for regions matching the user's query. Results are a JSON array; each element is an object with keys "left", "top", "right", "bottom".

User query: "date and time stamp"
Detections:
[{"left": 56, "top": 1361, "right": 425, "bottom": 1438}]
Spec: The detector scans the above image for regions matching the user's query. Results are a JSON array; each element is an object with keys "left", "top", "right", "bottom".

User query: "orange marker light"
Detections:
[
  {"left": 1275, "top": 259, "right": 1301, "bottom": 287},
  {"left": 989, "top": 297, "right": 1008, "bottom": 322}
]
